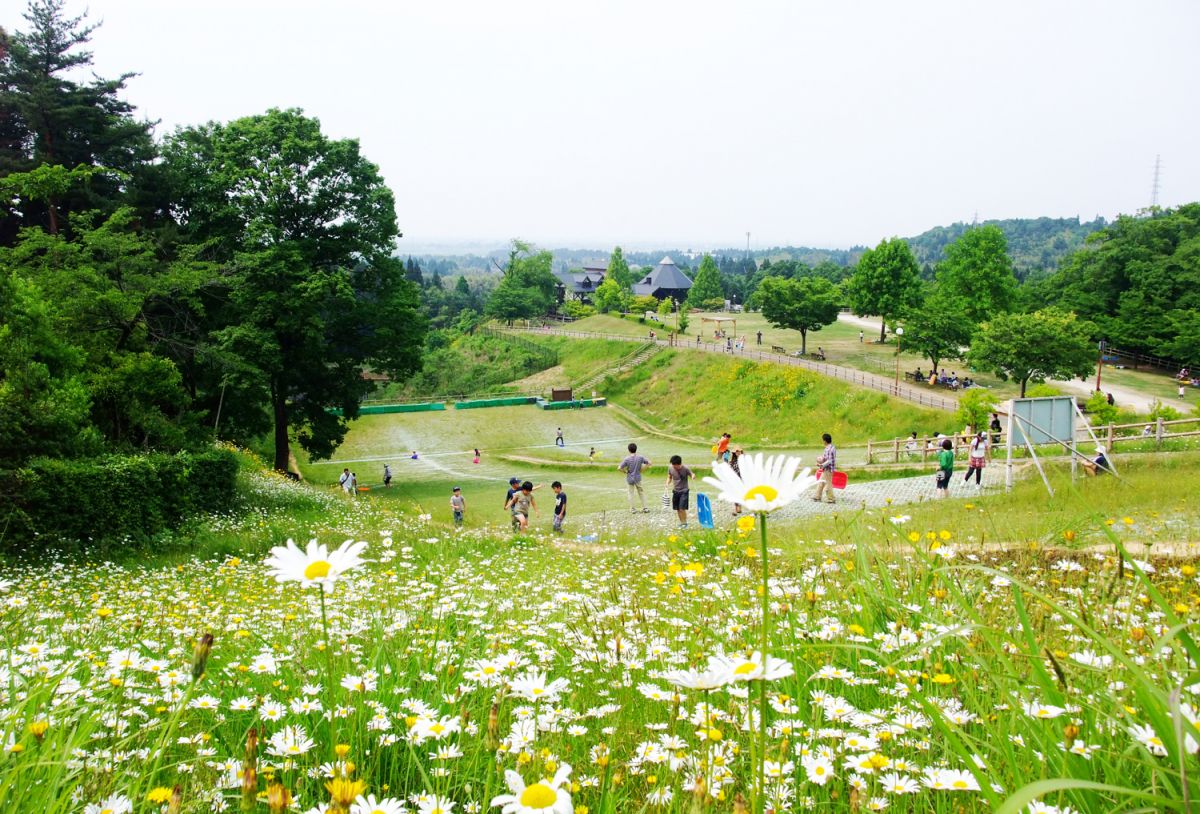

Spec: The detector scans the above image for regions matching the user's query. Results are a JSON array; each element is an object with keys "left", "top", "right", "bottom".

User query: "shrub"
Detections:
[
  {"left": 0, "top": 449, "right": 238, "bottom": 555},
  {"left": 955, "top": 388, "right": 999, "bottom": 434},
  {"left": 1024, "top": 383, "right": 1062, "bottom": 398}
]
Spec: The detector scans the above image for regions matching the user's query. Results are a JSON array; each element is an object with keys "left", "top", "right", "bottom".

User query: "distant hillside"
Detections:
[
  {"left": 904, "top": 216, "right": 1107, "bottom": 277},
  {"left": 409, "top": 216, "right": 1109, "bottom": 278}
]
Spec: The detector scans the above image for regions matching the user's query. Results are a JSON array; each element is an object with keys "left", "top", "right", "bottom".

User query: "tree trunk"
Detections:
[
  {"left": 879, "top": 320, "right": 886, "bottom": 343},
  {"left": 800, "top": 329, "right": 807, "bottom": 355},
  {"left": 1020, "top": 377, "right": 1028, "bottom": 398},
  {"left": 272, "top": 383, "right": 290, "bottom": 473}
]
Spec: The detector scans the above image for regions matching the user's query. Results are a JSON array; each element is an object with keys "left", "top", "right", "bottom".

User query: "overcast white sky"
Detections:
[{"left": 66, "top": 0, "right": 1200, "bottom": 250}]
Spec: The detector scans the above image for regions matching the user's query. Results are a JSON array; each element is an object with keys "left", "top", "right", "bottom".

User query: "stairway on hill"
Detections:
[{"left": 577, "top": 342, "right": 658, "bottom": 391}]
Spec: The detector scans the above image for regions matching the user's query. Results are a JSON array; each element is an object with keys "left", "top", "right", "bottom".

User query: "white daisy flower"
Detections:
[
  {"left": 702, "top": 453, "right": 816, "bottom": 513},
  {"left": 490, "top": 763, "right": 574, "bottom": 813},
  {"left": 264, "top": 538, "right": 367, "bottom": 587}
]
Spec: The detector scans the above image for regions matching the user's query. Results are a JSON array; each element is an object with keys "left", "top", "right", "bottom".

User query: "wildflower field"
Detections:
[{"left": 2, "top": 459, "right": 1198, "bottom": 814}]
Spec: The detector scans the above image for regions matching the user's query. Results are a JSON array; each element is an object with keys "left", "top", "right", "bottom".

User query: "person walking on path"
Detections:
[
  {"left": 935, "top": 438, "right": 954, "bottom": 498},
  {"left": 551, "top": 481, "right": 567, "bottom": 533},
  {"left": 666, "top": 455, "right": 694, "bottom": 528},
  {"left": 964, "top": 432, "right": 988, "bottom": 488},
  {"left": 450, "top": 486, "right": 466, "bottom": 526},
  {"left": 619, "top": 443, "right": 652, "bottom": 513},
  {"left": 555, "top": 428, "right": 565, "bottom": 447},
  {"left": 812, "top": 433, "right": 837, "bottom": 504}
]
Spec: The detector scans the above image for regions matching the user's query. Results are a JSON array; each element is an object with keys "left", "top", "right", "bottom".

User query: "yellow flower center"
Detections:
[
  {"left": 304, "top": 560, "right": 332, "bottom": 580},
  {"left": 733, "top": 661, "right": 758, "bottom": 675},
  {"left": 519, "top": 783, "right": 558, "bottom": 807},
  {"left": 743, "top": 485, "right": 778, "bottom": 503}
]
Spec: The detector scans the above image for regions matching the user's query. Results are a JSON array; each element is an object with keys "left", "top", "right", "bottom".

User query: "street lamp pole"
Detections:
[{"left": 893, "top": 326, "right": 905, "bottom": 395}]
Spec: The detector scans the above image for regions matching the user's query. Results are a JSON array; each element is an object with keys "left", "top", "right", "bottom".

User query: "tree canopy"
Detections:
[
  {"left": 935, "top": 225, "right": 1019, "bottom": 325},
  {"left": 847, "top": 238, "right": 922, "bottom": 341},
  {"left": 162, "top": 108, "right": 424, "bottom": 471},
  {"left": 686, "top": 254, "right": 724, "bottom": 309},
  {"left": 484, "top": 241, "right": 559, "bottom": 323},
  {"left": 967, "top": 307, "right": 1095, "bottom": 397},
  {"left": 758, "top": 275, "right": 840, "bottom": 354},
  {"left": 606, "top": 246, "right": 634, "bottom": 290}
]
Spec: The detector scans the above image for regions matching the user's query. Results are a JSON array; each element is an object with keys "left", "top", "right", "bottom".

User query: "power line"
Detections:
[{"left": 1150, "top": 154, "right": 1162, "bottom": 208}]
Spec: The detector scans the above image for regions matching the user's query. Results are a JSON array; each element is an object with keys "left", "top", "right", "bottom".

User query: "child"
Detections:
[
  {"left": 450, "top": 486, "right": 466, "bottom": 526},
  {"left": 473, "top": 448, "right": 481, "bottom": 464},
  {"left": 383, "top": 464, "right": 392, "bottom": 488},
  {"left": 588, "top": 447, "right": 596, "bottom": 462},
  {"left": 349, "top": 471, "right": 358, "bottom": 496},
  {"left": 665, "top": 455, "right": 694, "bottom": 528},
  {"left": 551, "top": 481, "right": 567, "bottom": 533},
  {"left": 964, "top": 432, "right": 987, "bottom": 488},
  {"left": 936, "top": 439, "right": 954, "bottom": 498},
  {"left": 506, "top": 481, "right": 536, "bottom": 531}
]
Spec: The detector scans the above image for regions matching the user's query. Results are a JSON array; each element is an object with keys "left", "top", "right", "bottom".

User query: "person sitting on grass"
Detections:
[
  {"left": 506, "top": 481, "right": 537, "bottom": 531},
  {"left": 1082, "top": 446, "right": 1111, "bottom": 476}
]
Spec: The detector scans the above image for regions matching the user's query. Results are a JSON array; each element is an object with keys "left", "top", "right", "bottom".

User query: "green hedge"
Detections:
[{"left": 0, "top": 449, "right": 238, "bottom": 554}]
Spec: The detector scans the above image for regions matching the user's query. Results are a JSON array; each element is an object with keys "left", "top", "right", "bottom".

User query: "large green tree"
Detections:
[
  {"left": 758, "top": 275, "right": 840, "bottom": 354},
  {"left": 484, "top": 241, "right": 559, "bottom": 323},
  {"left": 606, "top": 246, "right": 634, "bottom": 291},
  {"left": 935, "top": 225, "right": 1018, "bottom": 325},
  {"left": 898, "top": 284, "right": 971, "bottom": 374},
  {"left": 686, "top": 253, "right": 724, "bottom": 308},
  {"left": 593, "top": 274, "right": 627, "bottom": 314},
  {"left": 163, "top": 108, "right": 425, "bottom": 472},
  {"left": 0, "top": 0, "right": 155, "bottom": 241},
  {"left": 847, "top": 237, "right": 922, "bottom": 341},
  {"left": 1041, "top": 203, "right": 1200, "bottom": 360},
  {"left": 967, "top": 307, "right": 1095, "bottom": 397}
]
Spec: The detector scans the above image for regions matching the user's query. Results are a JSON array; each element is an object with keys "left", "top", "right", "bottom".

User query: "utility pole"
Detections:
[
  {"left": 745, "top": 231, "right": 750, "bottom": 254},
  {"left": 1095, "top": 339, "right": 1106, "bottom": 393},
  {"left": 1150, "top": 154, "right": 1162, "bottom": 208}
]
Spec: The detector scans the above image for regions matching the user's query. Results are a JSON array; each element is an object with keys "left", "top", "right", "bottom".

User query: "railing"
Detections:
[
  {"left": 858, "top": 416, "right": 1200, "bottom": 464},
  {"left": 361, "top": 390, "right": 542, "bottom": 406},
  {"left": 577, "top": 341, "right": 657, "bottom": 390},
  {"left": 1105, "top": 344, "right": 1183, "bottom": 372},
  {"left": 501, "top": 326, "right": 958, "bottom": 411},
  {"left": 476, "top": 325, "right": 560, "bottom": 367}
]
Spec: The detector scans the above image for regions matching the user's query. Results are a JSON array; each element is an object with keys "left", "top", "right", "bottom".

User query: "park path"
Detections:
[
  {"left": 565, "top": 463, "right": 1007, "bottom": 536},
  {"left": 837, "top": 313, "right": 1191, "bottom": 414},
  {"left": 507, "top": 325, "right": 957, "bottom": 412}
]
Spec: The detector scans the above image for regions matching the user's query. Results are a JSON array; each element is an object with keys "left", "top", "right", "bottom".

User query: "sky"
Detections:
[{"left": 63, "top": 0, "right": 1200, "bottom": 251}]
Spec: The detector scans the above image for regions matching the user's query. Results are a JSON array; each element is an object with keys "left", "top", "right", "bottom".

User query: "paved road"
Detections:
[
  {"left": 509, "top": 326, "right": 957, "bottom": 412},
  {"left": 564, "top": 464, "right": 1006, "bottom": 536}
]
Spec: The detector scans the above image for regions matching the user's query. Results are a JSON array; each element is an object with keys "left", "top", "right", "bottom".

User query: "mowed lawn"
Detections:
[{"left": 299, "top": 405, "right": 722, "bottom": 527}]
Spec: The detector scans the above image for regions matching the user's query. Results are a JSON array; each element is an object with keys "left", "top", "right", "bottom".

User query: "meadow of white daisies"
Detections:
[{"left": 1, "top": 453, "right": 1196, "bottom": 814}]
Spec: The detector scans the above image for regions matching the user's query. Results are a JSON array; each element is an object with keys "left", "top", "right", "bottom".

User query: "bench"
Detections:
[{"left": 904, "top": 372, "right": 922, "bottom": 383}]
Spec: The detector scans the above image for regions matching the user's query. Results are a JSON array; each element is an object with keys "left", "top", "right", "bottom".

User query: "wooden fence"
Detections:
[{"left": 861, "top": 416, "right": 1200, "bottom": 464}]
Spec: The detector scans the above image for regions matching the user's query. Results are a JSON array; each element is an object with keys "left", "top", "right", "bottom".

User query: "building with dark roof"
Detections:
[
  {"left": 554, "top": 264, "right": 607, "bottom": 303},
  {"left": 632, "top": 256, "right": 694, "bottom": 302}
]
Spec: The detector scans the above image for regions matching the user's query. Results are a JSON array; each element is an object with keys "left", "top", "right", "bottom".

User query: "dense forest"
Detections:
[{"left": 0, "top": 1, "right": 425, "bottom": 481}]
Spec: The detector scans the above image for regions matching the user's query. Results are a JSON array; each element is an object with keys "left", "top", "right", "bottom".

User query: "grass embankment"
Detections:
[
  {"left": 4, "top": 447, "right": 1199, "bottom": 813},
  {"left": 599, "top": 349, "right": 945, "bottom": 446},
  {"left": 784, "top": 452, "right": 1199, "bottom": 553}
]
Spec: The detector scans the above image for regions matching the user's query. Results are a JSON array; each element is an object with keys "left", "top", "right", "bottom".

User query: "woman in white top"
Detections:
[{"left": 964, "top": 433, "right": 988, "bottom": 487}]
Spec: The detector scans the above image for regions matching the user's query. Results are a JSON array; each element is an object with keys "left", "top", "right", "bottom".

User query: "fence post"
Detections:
[
  {"left": 867, "top": 440, "right": 873, "bottom": 464},
  {"left": 893, "top": 438, "right": 900, "bottom": 463},
  {"left": 1155, "top": 417, "right": 1164, "bottom": 449},
  {"left": 1107, "top": 423, "right": 1115, "bottom": 450}
]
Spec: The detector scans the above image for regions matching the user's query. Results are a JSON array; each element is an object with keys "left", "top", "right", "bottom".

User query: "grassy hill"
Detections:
[{"left": 596, "top": 348, "right": 944, "bottom": 446}]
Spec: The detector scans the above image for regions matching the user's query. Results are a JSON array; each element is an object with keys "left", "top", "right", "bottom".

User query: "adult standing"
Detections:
[
  {"left": 756, "top": 330, "right": 762, "bottom": 345},
  {"left": 665, "top": 455, "right": 694, "bottom": 529},
  {"left": 339, "top": 468, "right": 351, "bottom": 493},
  {"left": 989, "top": 412, "right": 1002, "bottom": 445},
  {"left": 812, "top": 433, "right": 837, "bottom": 504},
  {"left": 618, "top": 443, "right": 652, "bottom": 514},
  {"left": 964, "top": 432, "right": 988, "bottom": 488}
]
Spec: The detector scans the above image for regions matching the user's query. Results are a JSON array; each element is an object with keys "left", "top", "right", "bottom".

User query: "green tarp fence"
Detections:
[
  {"left": 454, "top": 396, "right": 539, "bottom": 410},
  {"left": 536, "top": 398, "right": 607, "bottom": 410},
  {"left": 329, "top": 402, "right": 446, "bottom": 416}
]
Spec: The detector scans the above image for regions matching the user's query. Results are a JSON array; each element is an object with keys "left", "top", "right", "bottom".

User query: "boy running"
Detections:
[{"left": 506, "top": 481, "right": 537, "bottom": 531}]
